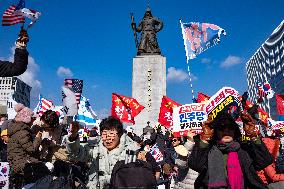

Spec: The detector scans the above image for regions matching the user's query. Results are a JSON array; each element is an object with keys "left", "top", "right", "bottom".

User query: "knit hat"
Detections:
[{"left": 14, "top": 103, "right": 34, "bottom": 124}]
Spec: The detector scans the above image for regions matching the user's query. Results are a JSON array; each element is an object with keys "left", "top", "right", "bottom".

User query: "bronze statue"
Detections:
[{"left": 131, "top": 7, "right": 163, "bottom": 55}]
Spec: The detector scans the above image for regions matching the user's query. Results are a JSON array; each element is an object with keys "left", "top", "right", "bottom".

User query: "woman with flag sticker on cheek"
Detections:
[
  {"left": 189, "top": 112, "right": 273, "bottom": 189},
  {"left": 64, "top": 116, "right": 139, "bottom": 189},
  {"left": 0, "top": 28, "right": 29, "bottom": 77}
]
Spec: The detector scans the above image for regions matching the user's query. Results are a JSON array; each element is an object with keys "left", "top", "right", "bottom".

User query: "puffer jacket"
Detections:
[
  {"left": 0, "top": 48, "right": 29, "bottom": 77},
  {"left": 7, "top": 122, "right": 41, "bottom": 173},
  {"left": 64, "top": 133, "right": 139, "bottom": 189},
  {"left": 257, "top": 138, "right": 284, "bottom": 185},
  {"left": 173, "top": 141, "right": 198, "bottom": 189}
]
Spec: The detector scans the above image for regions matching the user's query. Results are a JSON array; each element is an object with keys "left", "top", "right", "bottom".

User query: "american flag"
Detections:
[
  {"left": 2, "top": 0, "right": 25, "bottom": 26},
  {"left": 64, "top": 79, "right": 83, "bottom": 104},
  {"left": 34, "top": 95, "right": 54, "bottom": 116}
]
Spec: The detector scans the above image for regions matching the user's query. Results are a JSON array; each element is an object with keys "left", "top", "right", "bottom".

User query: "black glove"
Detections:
[{"left": 16, "top": 27, "right": 29, "bottom": 49}]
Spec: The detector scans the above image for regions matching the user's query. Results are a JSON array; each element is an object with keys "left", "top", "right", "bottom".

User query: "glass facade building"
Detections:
[{"left": 246, "top": 20, "right": 284, "bottom": 119}]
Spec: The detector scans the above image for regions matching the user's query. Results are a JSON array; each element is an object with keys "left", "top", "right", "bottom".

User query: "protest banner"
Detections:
[
  {"left": 7, "top": 96, "right": 17, "bottom": 120},
  {"left": 172, "top": 103, "right": 207, "bottom": 137},
  {"left": 205, "top": 87, "right": 242, "bottom": 121}
]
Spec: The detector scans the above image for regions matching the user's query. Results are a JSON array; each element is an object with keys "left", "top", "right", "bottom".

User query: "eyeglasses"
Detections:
[{"left": 101, "top": 130, "right": 118, "bottom": 138}]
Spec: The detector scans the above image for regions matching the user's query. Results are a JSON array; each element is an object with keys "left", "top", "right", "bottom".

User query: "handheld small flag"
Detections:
[
  {"left": 257, "top": 82, "right": 274, "bottom": 99},
  {"left": 2, "top": 0, "right": 25, "bottom": 26},
  {"left": 34, "top": 94, "right": 54, "bottom": 116},
  {"left": 18, "top": 8, "right": 41, "bottom": 27}
]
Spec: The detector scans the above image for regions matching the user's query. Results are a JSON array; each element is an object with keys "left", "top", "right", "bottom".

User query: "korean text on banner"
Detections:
[
  {"left": 172, "top": 103, "right": 207, "bottom": 137},
  {"left": 205, "top": 87, "right": 242, "bottom": 121}
]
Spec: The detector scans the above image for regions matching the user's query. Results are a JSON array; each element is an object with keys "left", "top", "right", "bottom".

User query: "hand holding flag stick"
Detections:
[{"left": 15, "top": 26, "right": 29, "bottom": 49}]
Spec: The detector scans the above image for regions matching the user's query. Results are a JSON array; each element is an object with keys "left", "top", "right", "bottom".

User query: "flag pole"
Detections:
[
  {"left": 186, "top": 60, "right": 195, "bottom": 102},
  {"left": 180, "top": 19, "right": 195, "bottom": 102}
]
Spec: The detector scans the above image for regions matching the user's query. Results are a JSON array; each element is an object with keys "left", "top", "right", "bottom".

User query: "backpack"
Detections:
[{"left": 110, "top": 160, "right": 157, "bottom": 189}]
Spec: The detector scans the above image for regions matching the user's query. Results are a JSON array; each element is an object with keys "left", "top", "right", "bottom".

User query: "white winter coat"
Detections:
[
  {"left": 64, "top": 133, "right": 139, "bottom": 189},
  {"left": 173, "top": 141, "right": 199, "bottom": 189}
]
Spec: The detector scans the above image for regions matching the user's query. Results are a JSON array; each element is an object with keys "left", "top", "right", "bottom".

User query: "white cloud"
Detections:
[
  {"left": 220, "top": 55, "right": 242, "bottom": 68},
  {"left": 7, "top": 47, "right": 41, "bottom": 104},
  {"left": 201, "top": 58, "right": 211, "bottom": 64},
  {"left": 57, "top": 66, "right": 73, "bottom": 78},
  {"left": 167, "top": 67, "right": 197, "bottom": 83}
]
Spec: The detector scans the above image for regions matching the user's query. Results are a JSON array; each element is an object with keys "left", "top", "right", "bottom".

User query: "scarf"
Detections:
[{"left": 208, "top": 141, "right": 244, "bottom": 189}]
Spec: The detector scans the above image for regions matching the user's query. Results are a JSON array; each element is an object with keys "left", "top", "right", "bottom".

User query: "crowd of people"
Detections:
[
  {"left": 1, "top": 30, "right": 284, "bottom": 189},
  {"left": 1, "top": 105, "right": 284, "bottom": 189}
]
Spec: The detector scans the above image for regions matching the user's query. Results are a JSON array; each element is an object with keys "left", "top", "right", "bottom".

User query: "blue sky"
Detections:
[{"left": 0, "top": 0, "right": 283, "bottom": 118}]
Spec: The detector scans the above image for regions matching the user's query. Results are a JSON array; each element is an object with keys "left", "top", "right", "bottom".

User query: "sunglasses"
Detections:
[{"left": 171, "top": 139, "right": 178, "bottom": 142}]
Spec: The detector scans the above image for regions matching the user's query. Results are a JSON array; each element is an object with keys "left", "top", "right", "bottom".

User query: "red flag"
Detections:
[
  {"left": 111, "top": 93, "right": 144, "bottom": 124},
  {"left": 258, "top": 107, "right": 269, "bottom": 124},
  {"left": 197, "top": 92, "right": 210, "bottom": 103},
  {"left": 276, "top": 94, "right": 284, "bottom": 115},
  {"left": 158, "top": 96, "right": 181, "bottom": 128}
]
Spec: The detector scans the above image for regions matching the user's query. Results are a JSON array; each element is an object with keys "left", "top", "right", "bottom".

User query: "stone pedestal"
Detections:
[{"left": 132, "top": 55, "right": 166, "bottom": 136}]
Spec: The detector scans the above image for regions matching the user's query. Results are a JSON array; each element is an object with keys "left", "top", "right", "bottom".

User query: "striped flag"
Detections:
[
  {"left": 64, "top": 79, "right": 83, "bottom": 104},
  {"left": 34, "top": 95, "right": 54, "bottom": 116},
  {"left": 2, "top": 0, "right": 25, "bottom": 26}
]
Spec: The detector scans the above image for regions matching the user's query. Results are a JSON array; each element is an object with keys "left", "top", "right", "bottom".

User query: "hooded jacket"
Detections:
[
  {"left": 0, "top": 48, "right": 28, "bottom": 77},
  {"left": 64, "top": 133, "right": 139, "bottom": 189},
  {"left": 7, "top": 122, "right": 41, "bottom": 173}
]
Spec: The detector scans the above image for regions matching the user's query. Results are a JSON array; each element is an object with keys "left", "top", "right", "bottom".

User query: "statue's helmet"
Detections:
[{"left": 144, "top": 6, "right": 153, "bottom": 17}]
